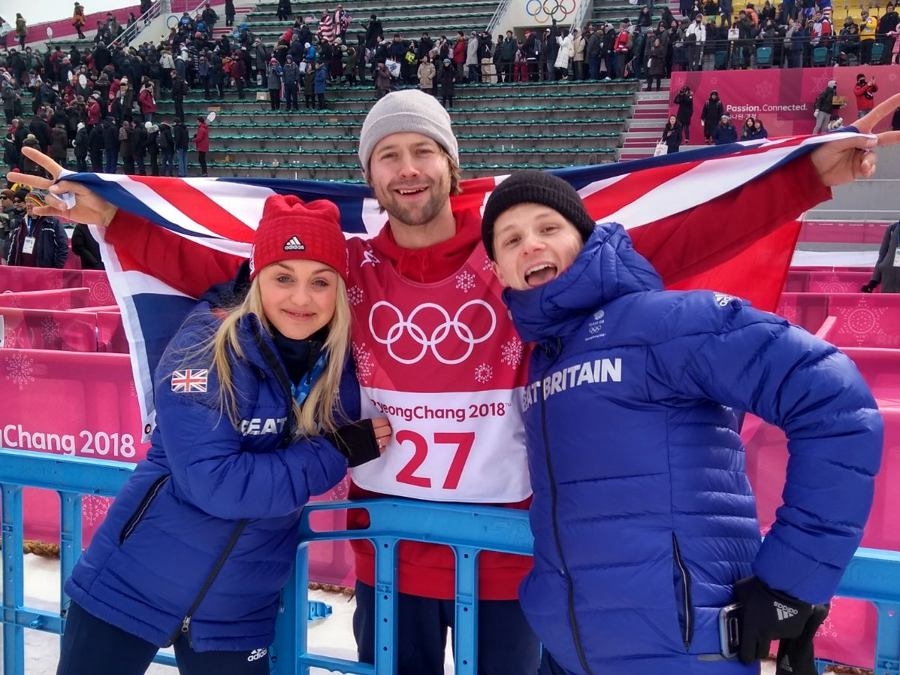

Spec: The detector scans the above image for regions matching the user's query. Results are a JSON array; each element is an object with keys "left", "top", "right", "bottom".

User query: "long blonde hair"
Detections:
[{"left": 207, "top": 275, "right": 352, "bottom": 437}]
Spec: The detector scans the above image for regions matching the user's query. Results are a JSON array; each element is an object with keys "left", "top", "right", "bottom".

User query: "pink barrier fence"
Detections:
[
  {"left": 776, "top": 292, "right": 830, "bottom": 332},
  {"left": 0, "top": 288, "right": 92, "bottom": 310},
  {"left": 0, "top": 347, "right": 355, "bottom": 585},
  {"left": 798, "top": 221, "right": 890, "bottom": 245},
  {"left": 0, "top": 307, "right": 127, "bottom": 353},
  {"left": 743, "top": 345, "right": 900, "bottom": 668},
  {"left": 824, "top": 294, "right": 900, "bottom": 348},
  {"left": 777, "top": 292, "right": 900, "bottom": 347},
  {"left": 669, "top": 65, "right": 900, "bottom": 138},
  {"left": 1, "top": 308, "right": 98, "bottom": 352},
  {"left": 841, "top": 348, "right": 900, "bottom": 406},
  {"left": 20, "top": 5, "right": 139, "bottom": 46},
  {"left": 784, "top": 270, "right": 871, "bottom": 293},
  {"left": 0, "top": 349, "right": 149, "bottom": 544},
  {"left": 744, "top": 407, "right": 900, "bottom": 669},
  {"left": 96, "top": 312, "right": 129, "bottom": 353},
  {"left": 0, "top": 267, "right": 109, "bottom": 294},
  {"left": 790, "top": 266, "right": 867, "bottom": 273}
]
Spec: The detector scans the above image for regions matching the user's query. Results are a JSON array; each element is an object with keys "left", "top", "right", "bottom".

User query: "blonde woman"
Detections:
[{"left": 55, "top": 194, "right": 391, "bottom": 675}]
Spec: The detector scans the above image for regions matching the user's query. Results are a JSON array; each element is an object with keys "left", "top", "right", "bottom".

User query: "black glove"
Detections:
[
  {"left": 733, "top": 576, "right": 814, "bottom": 665},
  {"left": 323, "top": 419, "right": 381, "bottom": 468},
  {"left": 860, "top": 281, "right": 876, "bottom": 293},
  {"left": 775, "top": 603, "right": 830, "bottom": 675}
]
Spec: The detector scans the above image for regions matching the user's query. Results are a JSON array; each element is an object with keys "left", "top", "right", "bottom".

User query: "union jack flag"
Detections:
[
  {"left": 62, "top": 132, "right": 854, "bottom": 434},
  {"left": 170, "top": 369, "right": 209, "bottom": 393}
]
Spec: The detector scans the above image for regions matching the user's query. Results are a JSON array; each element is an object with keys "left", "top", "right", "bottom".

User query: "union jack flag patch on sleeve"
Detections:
[{"left": 171, "top": 369, "right": 209, "bottom": 393}]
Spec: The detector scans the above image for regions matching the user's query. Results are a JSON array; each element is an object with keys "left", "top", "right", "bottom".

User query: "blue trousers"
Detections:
[
  {"left": 56, "top": 601, "right": 270, "bottom": 675},
  {"left": 176, "top": 148, "right": 188, "bottom": 177},
  {"left": 352, "top": 580, "right": 540, "bottom": 675},
  {"left": 103, "top": 148, "right": 118, "bottom": 174}
]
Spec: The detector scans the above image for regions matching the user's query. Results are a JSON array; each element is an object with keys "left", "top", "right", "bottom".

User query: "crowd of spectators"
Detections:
[
  {"left": 0, "top": 4, "right": 230, "bottom": 178},
  {"left": 252, "top": 0, "right": 900, "bottom": 98},
  {"left": 0, "top": 0, "right": 896, "bottom": 179},
  {"left": 649, "top": 0, "right": 900, "bottom": 70}
]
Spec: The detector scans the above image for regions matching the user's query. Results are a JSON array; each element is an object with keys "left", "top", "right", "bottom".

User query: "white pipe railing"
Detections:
[
  {"left": 570, "top": 0, "right": 595, "bottom": 30},
  {"left": 486, "top": 0, "right": 513, "bottom": 36},
  {"left": 108, "top": 0, "right": 164, "bottom": 49}
]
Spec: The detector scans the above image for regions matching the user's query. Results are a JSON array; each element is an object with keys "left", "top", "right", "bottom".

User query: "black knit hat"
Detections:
[{"left": 481, "top": 171, "right": 596, "bottom": 261}]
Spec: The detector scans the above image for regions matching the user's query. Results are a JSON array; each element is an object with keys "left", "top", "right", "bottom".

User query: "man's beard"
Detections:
[{"left": 377, "top": 178, "right": 449, "bottom": 229}]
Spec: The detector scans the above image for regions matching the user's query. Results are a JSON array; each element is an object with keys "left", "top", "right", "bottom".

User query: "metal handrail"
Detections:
[
  {"left": 5, "top": 448, "right": 900, "bottom": 675},
  {"left": 486, "top": 0, "right": 513, "bottom": 35},
  {"left": 108, "top": 0, "right": 163, "bottom": 49},
  {"left": 571, "top": 0, "right": 595, "bottom": 30}
]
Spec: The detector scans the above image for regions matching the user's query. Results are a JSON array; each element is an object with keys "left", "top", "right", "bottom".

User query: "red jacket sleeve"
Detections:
[{"left": 105, "top": 210, "right": 242, "bottom": 298}]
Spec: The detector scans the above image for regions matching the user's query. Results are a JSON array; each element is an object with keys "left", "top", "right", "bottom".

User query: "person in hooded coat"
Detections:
[{"left": 480, "top": 170, "right": 882, "bottom": 675}]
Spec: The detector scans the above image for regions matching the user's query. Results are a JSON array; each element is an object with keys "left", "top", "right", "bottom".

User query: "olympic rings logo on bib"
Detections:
[
  {"left": 526, "top": 0, "right": 576, "bottom": 23},
  {"left": 369, "top": 300, "right": 497, "bottom": 365}
]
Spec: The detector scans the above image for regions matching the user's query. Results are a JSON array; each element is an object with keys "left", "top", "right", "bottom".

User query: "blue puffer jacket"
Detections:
[
  {"left": 66, "top": 288, "right": 358, "bottom": 651},
  {"left": 503, "top": 224, "right": 882, "bottom": 675}
]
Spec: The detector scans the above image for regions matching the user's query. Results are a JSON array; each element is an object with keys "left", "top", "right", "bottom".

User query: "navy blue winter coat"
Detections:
[
  {"left": 504, "top": 223, "right": 882, "bottom": 675},
  {"left": 65, "top": 290, "right": 358, "bottom": 651}
]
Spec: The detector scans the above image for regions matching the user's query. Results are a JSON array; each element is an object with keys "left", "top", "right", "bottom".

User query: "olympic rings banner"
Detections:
[
  {"left": 497, "top": 0, "right": 584, "bottom": 29},
  {"left": 523, "top": 0, "right": 578, "bottom": 24}
]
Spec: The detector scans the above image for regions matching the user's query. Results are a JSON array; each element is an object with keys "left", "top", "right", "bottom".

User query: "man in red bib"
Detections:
[{"left": 347, "top": 90, "right": 539, "bottom": 674}]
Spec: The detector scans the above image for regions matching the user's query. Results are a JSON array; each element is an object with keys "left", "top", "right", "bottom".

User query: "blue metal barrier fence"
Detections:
[{"left": 2, "top": 448, "right": 900, "bottom": 675}]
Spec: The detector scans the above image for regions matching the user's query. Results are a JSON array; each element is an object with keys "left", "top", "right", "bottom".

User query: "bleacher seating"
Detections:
[
  {"left": 106, "top": 0, "right": 643, "bottom": 180},
  {"left": 152, "top": 80, "right": 638, "bottom": 180},
  {"left": 591, "top": 0, "right": 893, "bottom": 37},
  {"left": 247, "top": 0, "right": 499, "bottom": 40}
]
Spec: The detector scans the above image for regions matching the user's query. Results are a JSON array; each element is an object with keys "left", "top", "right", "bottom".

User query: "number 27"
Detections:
[{"left": 395, "top": 431, "right": 475, "bottom": 490}]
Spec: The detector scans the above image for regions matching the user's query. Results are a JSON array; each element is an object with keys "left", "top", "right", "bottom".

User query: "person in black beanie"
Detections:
[
  {"left": 481, "top": 170, "right": 881, "bottom": 675},
  {"left": 480, "top": 171, "right": 595, "bottom": 263}
]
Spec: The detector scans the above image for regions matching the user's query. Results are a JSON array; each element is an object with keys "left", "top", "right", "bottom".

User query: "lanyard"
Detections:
[{"left": 290, "top": 353, "right": 327, "bottom": 406}]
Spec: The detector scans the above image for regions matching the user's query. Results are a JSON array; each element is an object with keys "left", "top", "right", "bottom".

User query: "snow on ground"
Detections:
[
  {"left": 6, "top": 553, "right": 442, "bottom": 674},
  {"left": 4, "top": 554, "right": 822, "bottom": 674}
]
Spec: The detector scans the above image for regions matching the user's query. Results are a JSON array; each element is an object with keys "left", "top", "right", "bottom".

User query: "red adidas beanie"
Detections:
[{"left": 250, "top": 194, "right": 348, "bottom": 281}]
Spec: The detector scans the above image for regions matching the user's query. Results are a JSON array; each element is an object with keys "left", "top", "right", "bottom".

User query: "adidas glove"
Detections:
[
  {"left": 323, "top": 419, "right": 381, "bottom": 468},
  {"left": 732, "top": 576, "right": 814, "bottom": 665},
  {"left": 774, "top": 603, "right": 830, "bottom": 675}
]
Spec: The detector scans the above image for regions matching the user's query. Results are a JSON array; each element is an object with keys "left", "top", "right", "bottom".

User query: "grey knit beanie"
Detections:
[
  {"left": 358, "top": 89, "right": 459, "bottom": 174},
  {"left": 481, "top": 171, "right": 596, "bottom": 261}
]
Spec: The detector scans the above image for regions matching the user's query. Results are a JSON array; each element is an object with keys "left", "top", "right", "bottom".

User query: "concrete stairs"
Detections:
[
  {"left": 152, "top": 79, "right": 640, "bottom": 180},
  {"left": 590, "top": 0, "right": 683, "bottom": 30},
  {"left": 236, "top": 0, "right": 499, "bottom": 42},
  {"left": 619, "top": 86, "right": 670, "bottom": 160},
  {"left": 141, "top": 0, "right": 643, "bottom": 180},
  {"left": 591, "top": 0, "right": 656, "bottom": 28}
]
